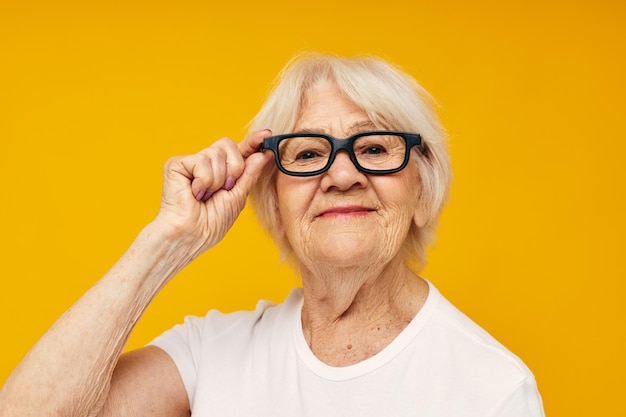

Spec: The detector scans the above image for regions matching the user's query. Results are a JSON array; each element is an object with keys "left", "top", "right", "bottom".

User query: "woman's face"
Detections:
[{"left": 275, "top": 80, "right": 425, "bottom": 270}]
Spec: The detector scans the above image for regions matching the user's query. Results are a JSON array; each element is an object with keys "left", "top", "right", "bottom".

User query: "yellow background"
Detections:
[{"left": 1, "top": 0, "right": 624, "bottom": 415}]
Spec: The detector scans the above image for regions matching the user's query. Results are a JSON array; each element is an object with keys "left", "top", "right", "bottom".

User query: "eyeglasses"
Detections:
[{"left": 261, "top": 131, "right": 424, "bottom": 177}]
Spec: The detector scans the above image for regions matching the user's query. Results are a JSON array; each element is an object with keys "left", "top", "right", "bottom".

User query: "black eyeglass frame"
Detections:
[{"left": 261, "top": 130, "right": 425, "bottom": 177}]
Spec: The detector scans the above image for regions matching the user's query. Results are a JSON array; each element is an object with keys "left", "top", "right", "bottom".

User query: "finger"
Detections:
[
  {"left": 192, "top": 138, "right": 247, "bottom": 199},
  {"left": 211, "top": 137, "right": 245, "bottom": 191},
  {"left": 238, "top": 129, "right": 273, "bottom": 158},
  {"left": 230, "top": 149, "right": 274, "bottom": 200},
  {"left": 191, "top": 147, "right": 228, "bottom": 200}
]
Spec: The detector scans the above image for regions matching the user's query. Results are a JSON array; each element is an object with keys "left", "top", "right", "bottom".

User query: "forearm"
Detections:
[
  {"left": 0, "top": 221, "right": 198, "bottom": 417},
  {"left": 0, "top": 132, "right": 272, "bottom": 417}
]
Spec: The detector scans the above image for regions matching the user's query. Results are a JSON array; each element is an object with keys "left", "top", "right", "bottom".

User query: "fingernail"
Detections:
[
  {"left": 202, "top": 191, "right": 213, "bottom": 202},
  {"left": 195, "top": 190, "right": 206, "bottom": 201},
  {"left": 224, "top": 176, "right": 236, "bottom": 191}
]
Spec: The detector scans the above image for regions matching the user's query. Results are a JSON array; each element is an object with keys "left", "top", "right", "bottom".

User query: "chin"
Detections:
[{"left": 309, "top": 235, "right": 385, "bottom": 267}]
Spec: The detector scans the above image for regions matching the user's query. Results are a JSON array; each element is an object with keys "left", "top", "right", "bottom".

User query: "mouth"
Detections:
[{"left": 317, "top": 206, "right": 375, "bottom": 218}]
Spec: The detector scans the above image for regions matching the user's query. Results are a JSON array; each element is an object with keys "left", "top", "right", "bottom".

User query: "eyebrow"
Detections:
[
  {"left": 294, "top": 120, "right": 378, "bottom": 136},
  {"left": 347, "top": 120, "right": 378, "bottom": 135}
]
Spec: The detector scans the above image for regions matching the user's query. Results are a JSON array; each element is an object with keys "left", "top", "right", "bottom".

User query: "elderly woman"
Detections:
[{"left": 0, "top": 54, "right": 544, "bottom": 416}]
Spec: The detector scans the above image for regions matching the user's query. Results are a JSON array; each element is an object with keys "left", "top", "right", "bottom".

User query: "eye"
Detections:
[
  {"left": 355, "top": 139, "right": 389, "bottom": 157},
  {"left": 296, "top": 150, "right": 321, "bottom": 160},
  {"left": 279, "top": 137, "right": 331, "bottom": 168},
  {"left": 363, "top": 145, "right": 386, "bottom": 155}
]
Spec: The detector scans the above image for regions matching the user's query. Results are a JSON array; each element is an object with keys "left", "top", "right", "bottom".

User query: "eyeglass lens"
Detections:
[{"left": 277, "top": 134, "right": 407, "bottom": 174}]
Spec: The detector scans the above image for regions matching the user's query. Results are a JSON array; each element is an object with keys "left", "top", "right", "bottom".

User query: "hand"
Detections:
[{"left": 153, "top": 129, "right": 274, "bottom": 255}]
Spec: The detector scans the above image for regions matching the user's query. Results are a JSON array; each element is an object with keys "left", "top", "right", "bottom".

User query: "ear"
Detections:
[{"left": 413, "top": 203, "right": 428, "bottom": 228}]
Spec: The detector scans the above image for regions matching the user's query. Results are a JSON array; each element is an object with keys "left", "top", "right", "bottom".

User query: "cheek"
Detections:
[
  {"left": 379, "top": 171, "right": 419, "bottom": 206},
  {"left": 275, "top": 175, "right": 317, "bottom": 227},
  {"left": 373, "top": 175, "right": 421, "bottom": 229}
]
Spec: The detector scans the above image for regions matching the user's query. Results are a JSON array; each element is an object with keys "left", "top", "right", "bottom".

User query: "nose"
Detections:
[{"left": 320, "top": 151, "right": 368, "bottom": 191}]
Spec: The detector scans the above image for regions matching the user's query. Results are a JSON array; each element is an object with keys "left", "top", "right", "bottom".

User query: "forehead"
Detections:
[{"left": 294, "top": 80, "right": 375, "bottom": 136}]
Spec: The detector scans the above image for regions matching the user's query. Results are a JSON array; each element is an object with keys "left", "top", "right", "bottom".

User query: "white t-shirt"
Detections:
[{"left": 150, "top": 281, "right": 545, "bottom": 416}]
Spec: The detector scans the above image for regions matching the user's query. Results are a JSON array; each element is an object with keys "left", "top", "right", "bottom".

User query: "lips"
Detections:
[{"left": 317, "top": 206, "right": 375, "bottom": 218}]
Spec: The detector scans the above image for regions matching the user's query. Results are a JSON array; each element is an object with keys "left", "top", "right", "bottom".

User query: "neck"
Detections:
[{"left": 298, "top": 255, "right": 428, "bottom": 366}]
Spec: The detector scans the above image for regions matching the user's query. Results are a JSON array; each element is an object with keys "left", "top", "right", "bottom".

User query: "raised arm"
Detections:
[{"left": 0, "top": 130, "right": 273, "bottom": 417}]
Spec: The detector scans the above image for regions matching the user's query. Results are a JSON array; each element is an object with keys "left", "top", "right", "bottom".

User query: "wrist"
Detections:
[{"left": 118, "top": 220, "right": 204, "bottom": 291}]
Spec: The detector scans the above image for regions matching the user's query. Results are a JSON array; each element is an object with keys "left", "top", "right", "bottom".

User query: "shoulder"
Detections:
[
  {"left": 206, "top": 287, "right": 302, "bottom": 333},
  {"left": 147, "top": 288, "right": 303, "bottom": 407},
  {"left": 420, "top": 282, "right": 540, "bottom": 404},
  {"left": 151, "top": 288, "right": 302, "bottom": 348},
  {"left": 406, "top": 281, "right": 545, "bottom": 415}
]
